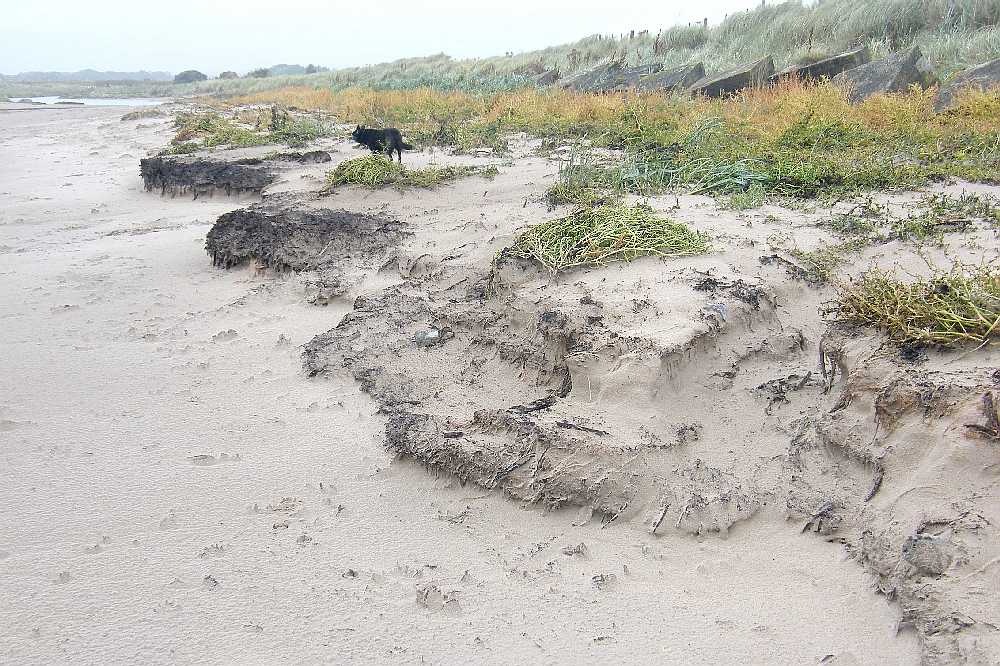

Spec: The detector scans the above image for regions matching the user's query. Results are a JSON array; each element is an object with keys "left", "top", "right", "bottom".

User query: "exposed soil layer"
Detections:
[
  {"left": 205, "top": 194, "right": 405, "bottom": 274},
  {"left": 140, "top": 150, "right": 331, "bottom": 197},
  {"left": 289, "top": 180, "right": 1000, "bottom": 663}
]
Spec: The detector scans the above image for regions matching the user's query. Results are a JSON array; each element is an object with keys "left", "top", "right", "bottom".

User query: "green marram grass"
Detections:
[
  {"left": 164, "top": 109, "right": 333, "bottom": 153},
  {"left": 836, "top": 264, "right": 1000, "bottom": 346},
  {"left": 506, "top": 202, "right": 709, "bottom": 273},
  {"left": 324, "top": 155, "right": 497, "bottom": 190}
]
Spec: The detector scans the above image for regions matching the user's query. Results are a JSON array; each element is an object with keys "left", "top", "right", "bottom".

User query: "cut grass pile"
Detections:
[
  {"left": 505, "top": 202, "right": 709, "bottom": 273},
  {"left": 836, "top": 264, "right": 1000, "bottom": 345},
  {"left": 323, "top": 154, "right": 497, "bottom": 190}
]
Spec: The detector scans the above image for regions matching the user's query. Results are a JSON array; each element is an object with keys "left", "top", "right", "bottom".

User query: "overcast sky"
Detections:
[{"left": 2, "top": 0, "right": 765, "bottom": 75}]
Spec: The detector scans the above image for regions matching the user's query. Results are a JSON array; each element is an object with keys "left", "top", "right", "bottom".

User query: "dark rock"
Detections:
[
  {"left": 612, "top": 64, "right": 664, "bottom": 90},
  {"left": 561, "top": 62, "right": 620, "bottom": 92},
  {"left": 773, "top": 47, "right": 870, "bottom": 82},
  {"left": 562, "top": 62, "right": 663, "bottom": 93},
  {"left": 689, "top": 57, "right": 775, "bottom": 97},
  {"left": 833, "top": 46, "right": 936, "bottom": 103},
  {"left": 935, "top": 57, "right": 1000, "bottom": 111},
  {"left": 635, "top": 62, "right": 705, "bottom": 93},
  {"left": 533, "top": 69, "right": 560, "bottom": 86},
  {"left": 205, "top": 196, "right": 405, "bottom": 272}
]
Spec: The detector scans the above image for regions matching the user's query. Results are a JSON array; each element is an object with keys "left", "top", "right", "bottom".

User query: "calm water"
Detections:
[{"left": 12, "top": 96, "right": 166, "bottom": 106}]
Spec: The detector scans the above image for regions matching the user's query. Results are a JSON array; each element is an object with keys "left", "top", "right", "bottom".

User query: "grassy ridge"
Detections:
[
  {"left": 4, "top": 0, "right": 1000, "bottom": 99},
  {"left": 222, "top": 80, "right": 1000, "bottom": 200}
]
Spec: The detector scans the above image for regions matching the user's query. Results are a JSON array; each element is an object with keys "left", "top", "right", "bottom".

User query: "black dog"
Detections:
[{"left": 351, "top": 125, "right": 413, "bottom": 164}]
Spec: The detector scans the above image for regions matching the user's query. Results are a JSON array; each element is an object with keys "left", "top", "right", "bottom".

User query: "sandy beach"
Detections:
[{"left": 3, "top": 101, "right": 998, "bottom": 664}]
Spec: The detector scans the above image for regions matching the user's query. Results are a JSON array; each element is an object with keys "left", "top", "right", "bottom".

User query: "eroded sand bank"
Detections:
[{"left": 0, "top": 101, "right": 973, "bottom": 664}]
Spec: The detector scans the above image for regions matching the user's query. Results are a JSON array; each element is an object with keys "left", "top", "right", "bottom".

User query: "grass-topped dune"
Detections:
[
  {"left": 322, "top": 155, "right": 498, "bottom": 191},
  {"left": 8, "top": 0, "right": 997, "bottom": 100}
]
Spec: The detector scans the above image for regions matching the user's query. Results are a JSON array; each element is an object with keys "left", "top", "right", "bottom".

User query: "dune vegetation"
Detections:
[
  {"left": 5, "top": 0, "right": 1000, "bottom": 100},
  {"left": 214, "top": 80, "right": 1000, "bottom": 202}
]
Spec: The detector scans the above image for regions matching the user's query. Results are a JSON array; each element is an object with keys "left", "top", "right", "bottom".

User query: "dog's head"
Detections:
[{"left": 351, "top": 124, "right": 365, "bottom": 141}]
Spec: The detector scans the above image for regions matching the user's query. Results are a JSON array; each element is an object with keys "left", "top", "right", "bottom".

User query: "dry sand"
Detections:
[{"left": 2, "top": 101, "right": 996, "bottom": 664}]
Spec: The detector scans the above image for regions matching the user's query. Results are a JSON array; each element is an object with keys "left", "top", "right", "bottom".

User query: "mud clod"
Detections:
[
  {"left": 205, "top": 196, "right": 405, "bottom": 273},
  {"left": 140, "top": 150, "right": 331, "bottom": 197},
  {"left": 140, "top": 155, "right": 277, "bottom": 197}
]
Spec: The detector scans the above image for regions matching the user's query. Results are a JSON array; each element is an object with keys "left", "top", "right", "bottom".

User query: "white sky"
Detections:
[{"left": 1, "top": 0, "right": 765, "bottom": 75}]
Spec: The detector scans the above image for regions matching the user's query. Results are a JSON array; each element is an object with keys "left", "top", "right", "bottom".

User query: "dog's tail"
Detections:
[{"left": 400, "top": 142, "right": 414, "bottom": 150}]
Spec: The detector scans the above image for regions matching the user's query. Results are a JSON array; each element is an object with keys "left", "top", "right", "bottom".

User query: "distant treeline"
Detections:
[
  {"left": 2, "top": 64, "right": 331, "bottom": 85},
  {"left": 0, "top": 69, "right": 173, "bottom": 83}
]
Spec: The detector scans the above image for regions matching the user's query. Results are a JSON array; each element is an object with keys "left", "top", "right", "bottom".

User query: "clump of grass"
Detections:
[
  {"left": 923, "top": 191, "right": 1000, "bottom": 227},
  {"left": 723, "top": 182, "right": 766, "bottom": 210},
  {"left": 172, "top": 111, "right": 263, "bottom": 149},
  {"left": 120, "top": 108, "right": 166, "bottom": 122},
  {"left": 544, "top": 181, "right": 605, "bottom": 207},
  {"left": 545, "top": 148, "right": 616, "bottom": 207},
  {"left": 323, "top": 154, "right": 494, "bottom": 190},
  {"left": 168, "top": 107, "right": 332, "bottom": 152},
  {"left": 836, "top": 264, "right": 1000, "bottom": 345},
  {"left": 164, "top": 141, "right": 201, "bottom": 155},
  {"left": 269, "top": 116, "right": 330, "bottom": 147},
  {"left": 505, "top": 202, "right": 709, "bottom": 273},
  {"left": 790, "top": 239, "right": 868, "bottom": 283}
]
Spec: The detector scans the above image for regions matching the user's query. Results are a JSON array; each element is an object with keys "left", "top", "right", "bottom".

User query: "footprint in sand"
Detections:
[
  {"left": 167, "top": 577, "right": 197, "bottom": 590},
  {"left": 212, "top": 329, "right": 238, "bottom": 342},
  {"left": 0, "top": 419, "right": 28, "bottom": 432},
  {"left": 197, "top": 544, "right": 225, "bottom": 559},
  {"left": 188, "top": 453, "right": 241, "bottom": 466},
  {"left": 82, "top": 536, "right": 110, "bottom": 555},
  {"left": 159, "top": 511, "right": 178, "bottom": 531}
]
